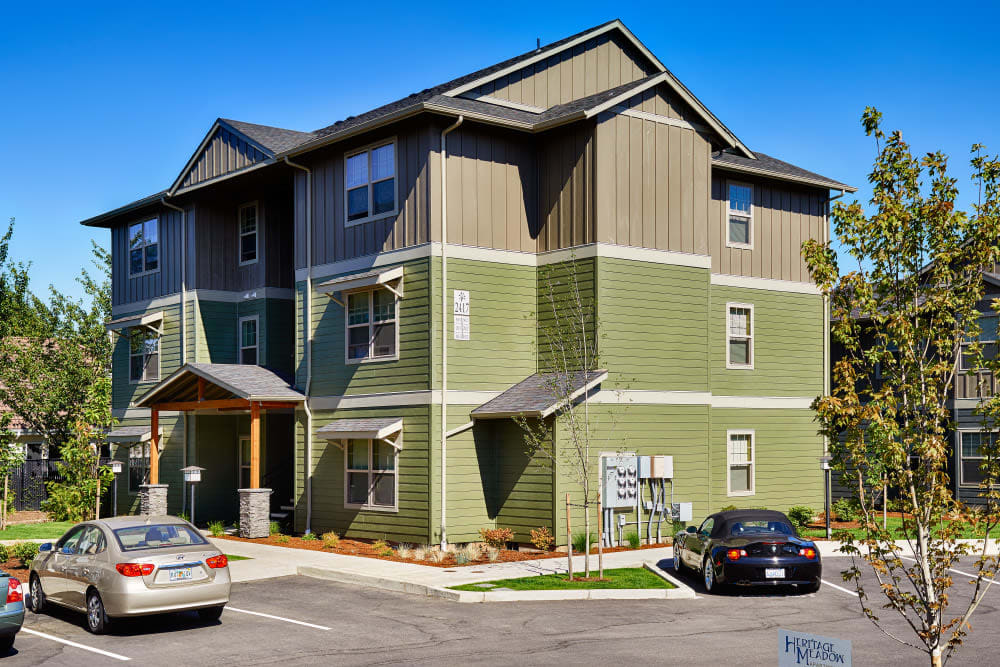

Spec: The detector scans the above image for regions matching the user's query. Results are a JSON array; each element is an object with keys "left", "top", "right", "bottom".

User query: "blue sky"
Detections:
[{"left": 1, "top": 1, "right": 997, "bottom": 301}]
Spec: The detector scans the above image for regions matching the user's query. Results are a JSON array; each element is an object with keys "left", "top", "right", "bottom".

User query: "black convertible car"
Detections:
[{"left": 673, "top": 509, "right": 821, "bottom": 593}]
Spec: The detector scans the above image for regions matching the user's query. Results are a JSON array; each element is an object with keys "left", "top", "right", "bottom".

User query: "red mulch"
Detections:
[
  {"left": 214, "top": 534, "right": 672, "bottom": 568},
  {"left": 0, "top": 561, "right": 30, "bottom": 583}
]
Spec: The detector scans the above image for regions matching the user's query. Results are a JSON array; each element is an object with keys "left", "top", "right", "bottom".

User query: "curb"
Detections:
[{"left": 642, "top": 561, "right": 697, "bottom": 599}]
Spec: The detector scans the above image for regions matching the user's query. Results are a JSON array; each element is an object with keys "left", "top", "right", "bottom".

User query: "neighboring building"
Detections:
[{"left": 80, "top": 19, "right": 854, "bottom": 544}]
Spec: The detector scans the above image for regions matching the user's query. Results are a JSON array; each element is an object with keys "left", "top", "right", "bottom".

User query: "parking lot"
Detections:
[{"left": 3, "top": 556, "right": 998, "bottom": 665}]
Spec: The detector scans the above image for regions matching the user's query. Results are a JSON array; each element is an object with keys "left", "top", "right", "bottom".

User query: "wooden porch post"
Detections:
[
  {"left": 250, "top": 401, "right": 260, "bottom": 489},
  {"left": 150, "top": 408, "right": 159, "bottom": 484}
]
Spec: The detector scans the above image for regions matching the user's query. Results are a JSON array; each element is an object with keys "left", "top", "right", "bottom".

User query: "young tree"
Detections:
[
  {"left": 803, "top": 108, "right": 1000, "bottom": 666},
  {"left": 0, "top": 413, "right": 26, "bottom": 529},
  {"left": 514, "top": 256, "right": 622, "bottom": 578}
]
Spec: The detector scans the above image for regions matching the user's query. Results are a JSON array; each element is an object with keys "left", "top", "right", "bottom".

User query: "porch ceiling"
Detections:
[{"left": 136, "top": 363, "right": 304, "bottom": 408}]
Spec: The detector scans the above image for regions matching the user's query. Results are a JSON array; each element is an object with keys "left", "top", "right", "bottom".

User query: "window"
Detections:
[
  {"left": 113, "top": 523, "right": 207, "bottom": 551},
  {"left": 960, "top": 315, "right": 998, "bottom": 371},
  {"left": 346, "top": 287, "right": 398, "bottom": 362},
  {"left": 698, "top": 517, "right": 714, "bottom": 536},
  {"left": 128, "top": 443, "right": 150, "bottom": 493},
  {"left": 345, "top": 141, "right": 396, "bottom": 225},
  {"left": 959, "top": 430, "right": 998, "bottom": 486},
  {"left": 129, "top": 327, "right": 160, "bottom": 383},
  {"left": 727, "top": 182, "right": 753, "bottom": 248},
  {"left": 128, "top": 218, "right": 159, "bottom": 275},
  {"left": 239, "top": 203, "right": 258, "bottom": 265},
  {"left": 239, "top": 316, "right": 258, "bottom": 365},
  {"left": 726, "top": 303, "right": 754, "bottom": 369},
  {"left": 345, "top": 439, "right": 397, "bottom": 510},
  {"left": 727, "top": 430, "right": 755, "bottom": 496}
]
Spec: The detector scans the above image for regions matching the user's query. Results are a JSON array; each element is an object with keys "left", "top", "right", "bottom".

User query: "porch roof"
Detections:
[
  {"left": 136, "top": 363, "right": 305, "bottom": 408},
  {"left": 471, "top": 370, "right": 608, "bottom": 419},
  {"left": 107, "top": 425, "right": 162, "bottom": 443},
  {"left": 315, "top": 418, "right": 403, "bottom": 444},
  {"left": 105, "top": 311, "right": 163, "bottom": 333},
  {"left": 316, "top": 266, "right": 403, "bottom": 299}
]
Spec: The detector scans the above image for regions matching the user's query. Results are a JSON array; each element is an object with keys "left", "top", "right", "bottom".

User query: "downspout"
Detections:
[
  {"left": 440, "top": 115, "right": 464, "bottom": 548},
  {"left": 284, "top": 157, "right": 314, "bottom": 534},
  {"left": 161, "top": 196, "right": 188, "bottom": 514},
  {"left": 823, "top": 189, "right": 844, "bottom": 537}
]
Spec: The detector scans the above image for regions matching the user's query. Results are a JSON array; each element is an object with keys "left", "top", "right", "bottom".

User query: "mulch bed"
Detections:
[
  {"left": 0, "top": 561, "right": 30, "bottom": 583},
  {"left": 214, "top": 533, "right": 672, "bottom": 568}
]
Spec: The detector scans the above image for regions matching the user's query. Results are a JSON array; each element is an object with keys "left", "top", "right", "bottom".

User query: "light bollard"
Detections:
[{"left": 181, "top": 466, "right": 205, "bottom": 526}]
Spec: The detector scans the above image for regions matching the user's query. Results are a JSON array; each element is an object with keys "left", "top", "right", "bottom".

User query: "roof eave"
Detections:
[
  {"left": 712, "top": 160, "right": 857, "bottom": 193},
  {"left": 277, "top": 104, "right": 426, "bottom": 159}
]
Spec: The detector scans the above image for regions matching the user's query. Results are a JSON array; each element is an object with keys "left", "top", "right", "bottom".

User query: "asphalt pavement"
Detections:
[{"left": 3, "top": 556, "right": 998, "bottom": 666}]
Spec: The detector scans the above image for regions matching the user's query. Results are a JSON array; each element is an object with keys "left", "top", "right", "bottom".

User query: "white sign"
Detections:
[
  {"left": 453, "top": 290, "right": 470, "bottom": 340},
  {"left": 779, "top": 629, "right": 851, "bottom": 667}
]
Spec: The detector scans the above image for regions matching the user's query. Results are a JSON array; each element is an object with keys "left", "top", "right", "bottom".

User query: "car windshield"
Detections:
[
  {"left": 113, "top": 524, "right": 207, "bottom": 551},
  {"left": 729, "top": 519, "right": 794, "bottom": 536}
]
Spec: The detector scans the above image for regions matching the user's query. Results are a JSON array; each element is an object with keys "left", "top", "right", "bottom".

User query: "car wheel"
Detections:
[
  {"left": 28, "top": 574, "right": 46, "bottom": 614},
  {"left": 673, "top": 545, "right": 685, "bottom": 572},
  {"left": 703, "top": 556, "right": 717, "bottom": 593},
  {"left": 86, "top": 591, "right": 110, "bottom": 635},
  {"left": 198, "top": 605, "right": 225, "bottom": 623},
  {"left": 801, "top": 579, "right": 822, "bottom": 594}
]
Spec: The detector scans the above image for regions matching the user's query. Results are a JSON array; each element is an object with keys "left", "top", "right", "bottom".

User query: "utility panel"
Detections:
[
  {"left": 602, "top": 456, "right": 638, "bottom": 509},
  {"left": 672, "top": 502, "right": 693, "bottom": 522},
  {"left": 638, "top": 455, "right": 674, "bottom": 479}
]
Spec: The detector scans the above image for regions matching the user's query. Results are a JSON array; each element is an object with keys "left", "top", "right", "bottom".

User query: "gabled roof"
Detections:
[
  {"left": 220, "top": 119, "right": 316, "bottom": 155},
  {"left": 137, "top": 363, "right": 304, "bottom": 407},
  {"left": 471, "top": 370, "right": 608, "bottom": 419},
  {"left": 712, "top": 150, "right": 856, "bottom": 193}
]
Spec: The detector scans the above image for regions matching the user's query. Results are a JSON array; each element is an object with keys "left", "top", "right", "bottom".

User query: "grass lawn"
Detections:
[
  {"left": 224, "top": 554, "right": 251, "bottom": 561},
  {"left": 0, "top": 521, "right": 75, "bottom": 540},
  {"left": 800, "top": 517, "right": 1000, "bottom": 540},
  {"left": 449, "top": 567, "right": 675, "bottom": 592}
]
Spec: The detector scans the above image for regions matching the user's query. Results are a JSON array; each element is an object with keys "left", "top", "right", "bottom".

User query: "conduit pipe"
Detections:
[
  {"left": 440, "top": 115, "right": 463, "bottom": 548},
  {"left": 284, "top": 157, "right": 314, "bottom": 534}
]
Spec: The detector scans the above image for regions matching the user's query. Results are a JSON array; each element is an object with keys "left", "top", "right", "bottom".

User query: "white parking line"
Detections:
[
  {"left": 822, "top": 580, "right": 860, "bottom": 597},
  {"left": 899, "top": 556, "right": 996, "bottom": 583},
  {"left": 225, "top": 606, "right": 331, "bottom": 630},
  {"left": 20, "top": 627, "right": 130, "bottom": 661}
]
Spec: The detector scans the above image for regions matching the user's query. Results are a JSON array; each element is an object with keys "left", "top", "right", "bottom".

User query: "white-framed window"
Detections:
[
  {"left": 727, "top": 182, "right": 753, "bottom": 249},
  {"left": 239, "top": 315, "right": 259, "bottom": 365},
  {"left": 238, "top": 202, "right": 259, "bottom": 265},
  {"left": 344, "top": 140, "right": 397, "bottom": 226},
  {"left": 128, "top": 218, "right": 159, "bottom": 276},
  {"left": 727, "top": 430, "right": 755, "bottom": 496},
  {"left": 726, "top": 303, "right": 754, "bottom": 369},
  {"left": 960, "top": 315, "right": 998, "bottom": 372},
  {"left": 959, "top": 430, "right": 998, "bottom": 487},
  {"left": 128, "top": 442, "right": 150, "bottom": 494},
  {"left": 345, "top": 287, "right": 398, "bottom": 363},
  {"left": 238, "top": 436, "right": 251, "bottom": 489},
  {"left": 345, "top": 439, "right": 397, "bottom": 511},
  {"left": 129, "top": 327, "right": 160, "bottom": 383}
]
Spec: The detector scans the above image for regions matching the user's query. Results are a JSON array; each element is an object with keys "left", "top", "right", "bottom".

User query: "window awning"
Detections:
[
  {"left": 315, "top": 417, "right": 403, "bottom": 449},
  {"left": 107, "top": 425, "right": 163, "bottom": 443},
  {"left": 471, "top": 370, "right": 608, "bottom": 419},
  {"left": 105, "top": 311, "right": 164, "bottom": 333},
  {"left": 316, "top": 266, "right": 403, "bottom": 305}
]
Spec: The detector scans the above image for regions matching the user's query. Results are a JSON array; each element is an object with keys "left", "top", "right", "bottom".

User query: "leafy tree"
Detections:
[
  {"left": 0, "top": 413, "right": 26, "bottom": 528},
  {"left": 803, "top": 108, "right": 1000, "bottom": 666},
  {"left": 0, "top": 219, "right": 48, "bottom": 339},
  {"left": 41, "top": 377, "right": 114, "bottom": 522}
]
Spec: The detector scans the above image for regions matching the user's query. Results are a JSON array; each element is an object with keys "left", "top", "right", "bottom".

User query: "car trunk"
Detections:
[{"left": 121, "top": 545, "right": 223, "bottom": 589}]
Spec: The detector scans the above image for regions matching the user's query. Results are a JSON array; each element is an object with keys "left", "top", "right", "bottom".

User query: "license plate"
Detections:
[
  {"left": 765, "top": 568, "right": 785, "bottom": 579},
  {"left": 169, "top": 568, "right": 193, "bottom": 582}
]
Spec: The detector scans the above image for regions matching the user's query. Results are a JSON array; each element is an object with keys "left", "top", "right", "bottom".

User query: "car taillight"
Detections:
[
  {"left": 205, "top": 555, "right": 228, "bottom": 569},
  {"left": 6, "top": 578, "right": 21, "bottom": 604},
  {"left": 116, "top": 563, "right": 155, "bottom": 577},
  {"left": 799, "top": 547, "right": 817, "bottom": 560},
  {"left": 727, "top": 549, "right": 747, "bottom": 561}
]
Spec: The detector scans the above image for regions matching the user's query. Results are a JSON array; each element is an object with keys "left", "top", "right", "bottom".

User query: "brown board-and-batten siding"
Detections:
[
  {"left": 181, "top": 126, "right": 270, "bottom": 190},
  {"left": 111, "top": 207, "right": 186, "bottom": 306},
  {"left": 293, "top": 123, "right": 435, "bottom": 269},
  {"left": 709, "top": 174, "right": 828, "bottom": 282},
  {"left": 469, "top": 31, "right": 657, "bottom": 108}
]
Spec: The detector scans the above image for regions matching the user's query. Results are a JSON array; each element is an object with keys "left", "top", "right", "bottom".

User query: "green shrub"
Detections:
[
  {"left": 572, "top": 532, "right": 598, "bottom": 553},
  {"left": 269, "top": 521, "right": 281, "bottom": 535},
  {"left": 787, "top": 506, "right": 815, "bottom": 529},
  {"left": 12, "top": 542, "right": 39, "bottom": 568},
  {"left": 478, "top": 527, "right": 514, "bottom": 549},
  {"left": 301, "top": 532, "right": 318, "bottom": 541},
  {"left": 177, "top": 512, "right": 190, "bottom": 523},
  {"left": 455, "top": 551, "right": 471, "bottom": 565},
  {"left": 529, "top": 527, "right": 554, "bottom": 551},
  {"left": 273, "top": 534, "right": 289, "bottom": 544},
  {"left": 321, "top": 531, "right": 340, "bottom": 549},
  {"left": 719, "top": 505, "right": 739, "bottom": 512},
  {"left": 207, "top": 520, "right": 226, "bottom": 537},
  {"left": 0, "top": 544, "right": 9, "bottom": 563},
  {"left": 833, "top": 498, "right": 861, "bottom": 522},
  {"left": 625, "top": 531, "right": 640, "bottom": 549},
  {"left": 372, "top": 539, "right": 394, "bottom": 557}
]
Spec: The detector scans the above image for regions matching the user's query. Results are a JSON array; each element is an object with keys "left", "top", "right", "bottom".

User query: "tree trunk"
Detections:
[
  {"left": 931, "top": 648, "right": 942, "bottom": 667},
  {"left": 1, "top": 474, "right": 7, "bottom": 531},
  {"left": 584, "top": 506, "right": 591, "bottom": 578}
]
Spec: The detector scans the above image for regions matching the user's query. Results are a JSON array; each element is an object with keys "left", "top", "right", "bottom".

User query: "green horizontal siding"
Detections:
[
  {"left": 112, "top": 303, "right": 182, "bottom": 410},
  {"left": 597, "top": 258, "right": 710, "bottom": 391},
  {"left": 710, "top": 286, "right": 823, "bottom": 397}
]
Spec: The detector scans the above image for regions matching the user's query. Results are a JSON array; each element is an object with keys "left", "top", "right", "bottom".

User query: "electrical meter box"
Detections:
[
  {"left": 638, "top": 455, "right": 673, "bottom": 479},
  {"left": 672, "top": 502, "right": 693, "bottom": 522},
  {"left": 602, "top": 456, "right": 638, "bottom": 509}
]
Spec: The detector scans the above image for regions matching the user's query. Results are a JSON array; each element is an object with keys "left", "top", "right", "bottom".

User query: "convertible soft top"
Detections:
[{"left": 711, "top": 510, "right": 792, "bottom": 538}]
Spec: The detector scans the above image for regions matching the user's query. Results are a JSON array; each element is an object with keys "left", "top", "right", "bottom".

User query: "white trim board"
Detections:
[
  {"left": 710, "top": 273, "right": 821, "bottom": 295},
  {"left": 112, "top": 287, "right": 296, "bottom": 317},
  {"left": 298, "top": 242, "right": 713, "bottom": 283}
]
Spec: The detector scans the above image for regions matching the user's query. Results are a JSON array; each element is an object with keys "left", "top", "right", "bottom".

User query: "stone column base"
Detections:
[
  {"left": 139, "top": 484, "right": 169, "bottom": 516},
  {"left": 238, "top": 488, "right": 271, "bottom": 538}
]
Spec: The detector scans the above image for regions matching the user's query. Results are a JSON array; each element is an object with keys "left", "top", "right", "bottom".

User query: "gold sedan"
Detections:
[{"left": 28, "top": 515, "right": 231, "bottom": 634}]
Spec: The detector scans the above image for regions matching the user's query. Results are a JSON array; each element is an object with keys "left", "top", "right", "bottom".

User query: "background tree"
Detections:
[
  {"left": 514, "top": 257, "right": 625, "bottom": 578},
  {"left": 803, "top": 108, "right": 1000, "bottom": 666},
  {"left": 0, "top": 413, "right": 26, "bottom": 529}
]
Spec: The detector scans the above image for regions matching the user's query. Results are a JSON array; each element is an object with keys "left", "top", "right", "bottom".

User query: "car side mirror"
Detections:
[
  {"left": 686, "top": 526, "right": 697, "bottom": 533},
  {"left": 38, "top": 543, "right": 52, "bottom": 553}
]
